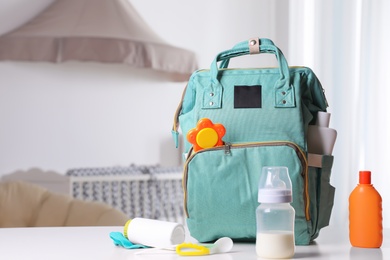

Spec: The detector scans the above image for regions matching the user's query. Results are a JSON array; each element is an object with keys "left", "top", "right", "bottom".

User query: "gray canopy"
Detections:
[{"left": 0, "top": 0, "right": 197, "bottom": 80}]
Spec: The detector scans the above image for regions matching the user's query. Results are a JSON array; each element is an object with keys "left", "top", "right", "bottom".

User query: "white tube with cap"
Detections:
[{"left": 124, "top": 218, "right": 185, "bottom": 248}]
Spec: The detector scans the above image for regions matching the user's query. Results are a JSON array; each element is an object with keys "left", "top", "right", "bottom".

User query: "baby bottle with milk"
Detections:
[{"left": 256, "top": 166, "right": 295, "bottom": 259}]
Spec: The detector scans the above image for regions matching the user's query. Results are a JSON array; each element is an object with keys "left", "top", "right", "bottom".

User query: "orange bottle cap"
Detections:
[{"left": 359, "top": 171, "right": 371, "bottom": 184}]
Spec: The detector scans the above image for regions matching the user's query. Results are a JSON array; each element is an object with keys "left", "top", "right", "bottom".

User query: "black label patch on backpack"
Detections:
[{"left": 234, "top": 85, "right": 262, "bottom": 108}]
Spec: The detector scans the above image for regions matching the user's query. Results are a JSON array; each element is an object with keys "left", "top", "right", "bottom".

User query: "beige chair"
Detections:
[
  {"left": 0, "top": 181, "right": 128, "bottom": 227},
  {"left": 1, "top": 168, "right": 70, "bottom": 195}
]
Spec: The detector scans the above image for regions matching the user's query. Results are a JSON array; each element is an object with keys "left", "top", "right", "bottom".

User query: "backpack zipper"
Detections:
[{"left": 182, "top": 141, "right": 310, "bottom": 221}]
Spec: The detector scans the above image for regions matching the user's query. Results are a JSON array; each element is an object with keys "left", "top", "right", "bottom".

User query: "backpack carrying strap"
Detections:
[
  {"left": 203, "top": 38, "right": 295, "bottom": 110},
  {"left": 219, "top": 38, "right": 275, "bottom": 68}
]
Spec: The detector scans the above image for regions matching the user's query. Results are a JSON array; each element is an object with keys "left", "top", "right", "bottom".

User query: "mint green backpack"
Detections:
[{"left": 172, "top": 38, "right": 335, "bottom": 245}]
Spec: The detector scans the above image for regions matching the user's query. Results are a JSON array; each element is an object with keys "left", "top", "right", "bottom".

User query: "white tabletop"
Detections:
[{"left": 0, "top": 225, "right": 388, "bottom": 260}]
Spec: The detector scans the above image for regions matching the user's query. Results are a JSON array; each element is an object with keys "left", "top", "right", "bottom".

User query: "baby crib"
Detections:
[{"left": 66, "top": 165, "right": 185, "bottom": 224}]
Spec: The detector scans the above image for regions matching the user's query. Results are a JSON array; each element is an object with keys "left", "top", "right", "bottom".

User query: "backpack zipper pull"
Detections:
[{"left": 224, "top": 142, "right": 232, "bottom": 155}]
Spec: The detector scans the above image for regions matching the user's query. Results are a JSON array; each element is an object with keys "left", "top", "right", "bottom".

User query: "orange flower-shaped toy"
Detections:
[{"left": 186, "top": 118, "right": 226, "bottom": 152}]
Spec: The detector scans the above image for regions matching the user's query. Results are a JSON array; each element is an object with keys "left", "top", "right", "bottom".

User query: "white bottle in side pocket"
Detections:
[{"left": 307, "top": 111, "right": 337, "bottom": 155}]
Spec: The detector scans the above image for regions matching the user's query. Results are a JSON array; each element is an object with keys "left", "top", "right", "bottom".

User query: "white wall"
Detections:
[{"left": 0, "top": 0, "right": 288, "bottom": 175}]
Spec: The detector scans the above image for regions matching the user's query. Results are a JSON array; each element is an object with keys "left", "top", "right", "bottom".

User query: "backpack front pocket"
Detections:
[{"left": 183, "top": 141, "right": 311, "bottom": 244}]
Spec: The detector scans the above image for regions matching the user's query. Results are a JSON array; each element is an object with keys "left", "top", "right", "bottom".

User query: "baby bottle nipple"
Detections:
[
  {"left": 258, "top": 167, "right": 292, "bottom": 203},
  {"left": 266, "top": 170, "right": 287, "bottom": 189}
]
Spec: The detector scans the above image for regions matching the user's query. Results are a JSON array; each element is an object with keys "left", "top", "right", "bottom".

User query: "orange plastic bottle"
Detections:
[{"left": 349, "top": 170, "right": 383, "bottom": 248}]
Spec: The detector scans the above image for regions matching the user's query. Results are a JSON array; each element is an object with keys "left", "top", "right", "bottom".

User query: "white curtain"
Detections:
[{"left": 289, "top": 0, "right": 390, "bottom": 228}]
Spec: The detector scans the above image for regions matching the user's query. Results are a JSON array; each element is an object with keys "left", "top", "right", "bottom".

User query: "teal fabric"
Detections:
[
  {"left": 176, "top": 38, "right": 333, "bottom": 245},
  {"left": 109, "top": 232, "right": 149, "bottom": 249},
  {"left": 180, "top": 39, "right": 327, "bottom": 153},
  {"left": 185, "top": 143, "right": 311, "bottom": 245},
  {"left": 308, "top": 156, "right": 335, "bottom": 241}
]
